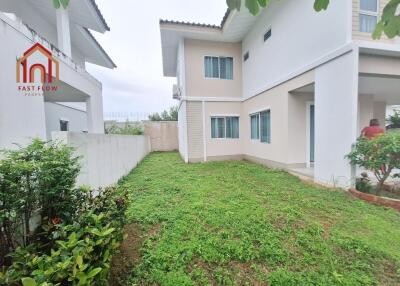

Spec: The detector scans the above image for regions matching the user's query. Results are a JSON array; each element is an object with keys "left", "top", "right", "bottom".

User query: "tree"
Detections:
[
  {"left": 148, "top": 106, "right": 178, "bottom": 121},
  {"left": 347, "top": 133, "right": 400, "bottom": 189},
  {"left": 226, "top": 0, "right": 400, "bottom": 39}
]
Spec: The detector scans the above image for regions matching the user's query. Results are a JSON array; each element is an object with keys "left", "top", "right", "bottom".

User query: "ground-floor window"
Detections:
[
  {"left": 211, "top": 116, "right": 239, "bottom": 139},
  {"left": 250, "top": 110, "right": 271, "bottom": 143},
  {"left": 250, "top": 114, "right": 259, "bottom": 140}
]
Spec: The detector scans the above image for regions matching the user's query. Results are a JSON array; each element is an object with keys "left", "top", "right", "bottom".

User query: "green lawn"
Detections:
[{"left": 118, "top": 152, "right": 400, "bottom": 286}]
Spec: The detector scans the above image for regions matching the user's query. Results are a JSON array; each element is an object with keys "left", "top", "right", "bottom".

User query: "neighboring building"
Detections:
[
  {"left": 0, "top": 0, "right": 115, "bottom": 149},
  {"left": 160, "top": 0, "right": 400, "bottom": 187},
  {"left": 44, "top": 102, "right": 88, "bottom": 139}
]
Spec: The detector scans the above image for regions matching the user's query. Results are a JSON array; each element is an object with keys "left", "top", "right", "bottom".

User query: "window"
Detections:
[
  {"left": 204, "top": 56, "right": 233, "bottom": 80},
  {"left": 250, "top": 110, "right": 271, "bottom": 143},
  {"left": 359, "top": 0, "right": 378, "bottom": 33},
  {"left": 250, "top": 114, "right": 259, "bottom": 140},
  {"left": 60, "top": 120, "right": 69, "bottom": 131},
  {"left": 244, "top": 52, "right": 250, "bottom": 62},
  {"left": 264, "top": 28, "right": 272, "bottom": 42},
  {"left": 211, "top": 117, "right": 239, "bottom": 139},
  {"left": 260, "top": 110, "right": 271, "bottom": 143}
]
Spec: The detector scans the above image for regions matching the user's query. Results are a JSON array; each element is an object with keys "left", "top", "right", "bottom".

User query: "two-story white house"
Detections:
[
  {"left": 160, "top": 0, "right": 400, "bottom": 187},
  {"left": 0, "top": 0, "right": 115, "bottom": 150}
]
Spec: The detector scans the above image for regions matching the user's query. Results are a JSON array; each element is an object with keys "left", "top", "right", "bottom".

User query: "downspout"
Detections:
[{"left": 202, "top": 100, "right": 207, "bottom": 162}]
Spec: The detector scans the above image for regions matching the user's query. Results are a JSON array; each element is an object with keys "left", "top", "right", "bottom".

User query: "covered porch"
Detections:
[{"left": 287, "top": 50, "right": 400, "bottom": 187}]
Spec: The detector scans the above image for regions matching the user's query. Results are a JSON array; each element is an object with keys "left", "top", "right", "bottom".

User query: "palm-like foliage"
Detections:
[{"left": 52, "top": 0, "right": 69, "bottom": 9}]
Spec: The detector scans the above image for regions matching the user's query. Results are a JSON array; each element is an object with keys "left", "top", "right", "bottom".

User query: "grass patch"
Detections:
[{"left": 118, "top": 152, "right": 400, "bottom": 286}]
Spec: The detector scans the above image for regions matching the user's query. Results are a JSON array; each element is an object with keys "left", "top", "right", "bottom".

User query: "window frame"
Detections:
[
  {"left": 359, "top": 0, "right": 379, "bottom": 33},
  {"left": 249, "top": 109, "right": 271, "bottom": 144},
  {"left": 204, "top": 55, "right": 234, "bottom": 80},
  {"left": 250, "top": 113, "right": 260, "bottom": 140},
  {"left": 59, "top": 119, "right": 69, "bottom": 132},
  {"left": 210, "top": 116, "right": 240, "bottom": 139}
]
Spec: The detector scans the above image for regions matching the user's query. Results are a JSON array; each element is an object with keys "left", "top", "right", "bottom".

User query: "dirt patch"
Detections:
[
  {"left": 109, "top": 223, "right": 162, "bottom": 286},
  {"left": 109, "top": 223, "right": 143, "bottom": 286}
]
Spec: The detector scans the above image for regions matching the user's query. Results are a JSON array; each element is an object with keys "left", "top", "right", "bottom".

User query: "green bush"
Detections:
[
  {"left": 387, "top": 109, "right": 400, "bottom": 129},
  {"left": 0, "top": 139, "right": 81, "bottom": 265},
  {"left": 347, "top": 132, "right": 400, "bottom": 188},
  {"left": 105, "top": 122, "right": 143, "bottom": 135},
  {"left": 0, "top": 187, "right": 127, "bottom": 286}
]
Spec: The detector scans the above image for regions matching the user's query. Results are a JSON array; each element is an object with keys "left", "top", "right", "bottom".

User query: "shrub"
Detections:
[
  {"left": 387, "top": 109, "right": 400, "bottom": 129},
  {"left": 105, "top": 122, "right": 143, "bottom": 135},
  {"left": 347, "top": 133, "right": 400, "bottom": 189},
  {"left": 0, "top": 187, "right": 127, "bottom": 286},
  {"left": 0, "top": 139, "right": 81, "bottom": 265}
]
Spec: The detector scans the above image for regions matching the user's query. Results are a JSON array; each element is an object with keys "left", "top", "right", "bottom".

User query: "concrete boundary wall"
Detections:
[
  {"left": 52, "top": 132, "right": 151, "bottom": 189},
  {"left": 143, "top": 121, "right": 178, "bottom": 152}
]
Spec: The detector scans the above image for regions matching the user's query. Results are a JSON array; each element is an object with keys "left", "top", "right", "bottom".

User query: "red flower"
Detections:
[{"left": 51, "top": 217, "right": 61, "bottom": 225}]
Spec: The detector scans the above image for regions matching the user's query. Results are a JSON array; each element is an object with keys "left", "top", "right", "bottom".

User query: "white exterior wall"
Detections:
[
  {"left": 314, "top": 51, "right": 359, "bottom": 187},
  {"left": 0, "top": 12, "right": 104, "bottom": 149},
  {"left": 52, "top": 132, "right": 151, "bottom": 189},
  {"left": 242, "top": 0, "right": 351, "bottom": 98},
  {"left": 0, "top": 15, "right": 47, "bottom": 149},
  {"left": 45, "top": 103, "right": 87, "bottom": 139}
]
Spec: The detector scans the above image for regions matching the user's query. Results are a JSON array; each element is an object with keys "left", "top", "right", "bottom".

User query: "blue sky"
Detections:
[{"left": 87, "top": 0, "right": 227, "bottom": 117}]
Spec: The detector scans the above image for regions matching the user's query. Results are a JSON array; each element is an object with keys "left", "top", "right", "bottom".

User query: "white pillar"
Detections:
[
  {"left": 314, "top": 50, "right": 359, "bottom": 188},
  {"left": 86, "top": 95, "right": 105, "bottom": 134},
  {"left": 56, "top": 7, "right": 72, "bottom": 57}
]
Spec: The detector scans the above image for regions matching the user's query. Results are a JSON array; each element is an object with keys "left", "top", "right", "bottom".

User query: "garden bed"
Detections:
[{"left": 349, "top": 188, "right": 400, "bottom": 212}]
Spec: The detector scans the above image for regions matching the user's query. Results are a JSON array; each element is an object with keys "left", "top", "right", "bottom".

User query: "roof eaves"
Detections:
[
  {"left": 84, "top": 28, "right": 117, "bottom": 68},
  {"left": 89, "top": 0, "right": 110, "bottom": 31},
  {"left": 159, "top": 8, "right": 231, "bottom": 30}
]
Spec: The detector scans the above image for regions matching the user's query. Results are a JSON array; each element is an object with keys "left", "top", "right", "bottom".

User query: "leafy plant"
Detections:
[
  {"left": 105, "top": 121, "right": 144, "bottom": 135},
  {"left": 0, "top": 139, "right": 81, "bottom": 265},
  {"left": 387, "top": 109, "right": 400, "bottom": 129},
  {"left": 148, "top": 106, "right": 178, "bottom": 122},
  {"left": 0, "top": 187, "right": 128, "bottom": 286},
  {"left": 52, "top": 0, "right": 70, "bottom": 9},
  {"left": 227, "top": 0, "right": 400, "bottom": 39},
  {"left": 347, "top": 133, "right": 400, "bottom": 189}
]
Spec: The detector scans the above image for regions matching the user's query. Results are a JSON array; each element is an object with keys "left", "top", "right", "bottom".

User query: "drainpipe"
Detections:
[{"left": 202, "top": 100, "right": 207, "bottom": 162}]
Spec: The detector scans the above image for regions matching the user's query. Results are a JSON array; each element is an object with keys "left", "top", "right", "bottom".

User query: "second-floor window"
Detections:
[
  {"left": 359, "top": 0, "right": 378, "bottom": 33},
  {"left": 204, "top": 56, "right": 233, "bottom": 80}
]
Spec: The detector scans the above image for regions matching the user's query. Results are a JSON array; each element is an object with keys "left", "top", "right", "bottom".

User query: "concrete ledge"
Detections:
[{"left": 349, "top": 188, "right": 400, "bottom": 212}]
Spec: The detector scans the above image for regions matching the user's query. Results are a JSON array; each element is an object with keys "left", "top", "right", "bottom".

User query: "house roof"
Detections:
[
  {"left": 160, "top": 8, "right": 259, "bottom": 77},
  {"left": 0, "top": 0, "right": 115, "bottom": 69},
  {"left": 159, "top": 8, "right": 231, "bottom": 30},
  {"left": 89, "top": 0, "right": 110, "bottom": 31}
]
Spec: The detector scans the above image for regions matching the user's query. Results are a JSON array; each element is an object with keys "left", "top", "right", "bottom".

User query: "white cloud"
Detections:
[{"left": 87, "top": 0, "right": 227, "bottom": 114}]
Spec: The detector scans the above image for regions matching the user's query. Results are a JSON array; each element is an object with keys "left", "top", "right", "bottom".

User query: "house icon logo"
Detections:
[{"left": 16, "top": 43, "right": 60, "bottom": 84}]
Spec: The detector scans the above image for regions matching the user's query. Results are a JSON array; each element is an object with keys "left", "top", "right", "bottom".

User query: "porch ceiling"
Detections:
[
  {"left": 44, "top": 81, "right": 89, "bottom": 103},
  {"left": 290, "top": 76, "right": 400, "bottom": 105},
  {"left": 359, "top": 76, "right": 400, "bottom": 105}
]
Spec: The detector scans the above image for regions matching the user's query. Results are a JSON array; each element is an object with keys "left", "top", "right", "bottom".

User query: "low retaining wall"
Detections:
[
  {"left": 52, "top": 132, "right": 151, "bottom": 189},
  {"left": 349, "top": 188, "right": 400, "bottom": 212},
  {"left": 143, "top": 121, "right": 178, "bottom": 152}
]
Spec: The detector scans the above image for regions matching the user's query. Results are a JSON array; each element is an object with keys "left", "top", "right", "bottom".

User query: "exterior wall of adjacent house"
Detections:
[
  {"left": 184, "top": 39, "right": 242, "bottom": 99},
  {"left": 352, "top": 0, "right": 395, "bottom": 43},
  {"left": 178, "top": 101, "right": 189, "bottom": 162},
  {"left": 242, "top": 0, "right": 351, "bottom": 98},
  {"left": 0, "top": 12, "right": 104, "bottom": 150},
  {"left": 45, "top": 102, "right": 88, "bottom": 139}
]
